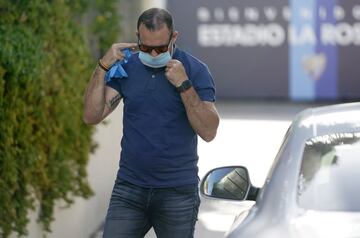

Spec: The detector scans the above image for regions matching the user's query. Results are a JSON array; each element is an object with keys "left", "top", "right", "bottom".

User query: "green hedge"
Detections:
[{"left": 0, "top": 0, "right": 120, "bottom": 236}]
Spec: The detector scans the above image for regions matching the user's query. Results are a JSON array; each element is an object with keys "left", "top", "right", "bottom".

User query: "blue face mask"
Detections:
[{"left": 139, "top": 49, "right": 172, "bottom": 68}]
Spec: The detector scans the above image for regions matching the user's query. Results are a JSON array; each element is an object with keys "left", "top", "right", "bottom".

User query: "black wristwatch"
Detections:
[{"left": 176, "top": 80, "right": 192, "bottom": 93}]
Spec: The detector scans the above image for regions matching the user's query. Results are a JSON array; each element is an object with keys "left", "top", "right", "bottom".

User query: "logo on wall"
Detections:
[{"left": 302, "top": 53, "right": 327, "bottom": 81}]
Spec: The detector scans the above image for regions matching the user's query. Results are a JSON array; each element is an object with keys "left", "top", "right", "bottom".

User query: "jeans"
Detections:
[{"left": 103, "top": 178, "right": 200, "bottom": 238}]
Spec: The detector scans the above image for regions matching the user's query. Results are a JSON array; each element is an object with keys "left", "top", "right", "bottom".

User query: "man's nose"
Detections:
[{"left": 150, "top": 49, "right": 158, "bottom": 57}]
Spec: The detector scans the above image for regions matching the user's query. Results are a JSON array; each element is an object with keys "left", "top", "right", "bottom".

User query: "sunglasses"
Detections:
[{"left": 137, "top": 36, "right": 172, "bottom": 54}]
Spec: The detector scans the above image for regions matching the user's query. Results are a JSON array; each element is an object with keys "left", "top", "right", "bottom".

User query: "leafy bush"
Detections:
[{"left": 0, "top": 0, "right": 120, "bottom": 236}]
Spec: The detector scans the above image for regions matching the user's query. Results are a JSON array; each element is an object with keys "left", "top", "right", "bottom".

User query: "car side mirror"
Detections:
[{"left": 200, "top": 166, "right": 258, "bottom": 201}]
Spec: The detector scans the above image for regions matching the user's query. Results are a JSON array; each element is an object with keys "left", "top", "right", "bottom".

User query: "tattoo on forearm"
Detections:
[{"left": 107, "top": 94, "right": 121, "bottom": 109}]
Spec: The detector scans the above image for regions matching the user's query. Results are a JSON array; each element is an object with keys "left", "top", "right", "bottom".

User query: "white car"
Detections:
[{"left": 200, "top": 102, "right": 360, "bottom": 238}]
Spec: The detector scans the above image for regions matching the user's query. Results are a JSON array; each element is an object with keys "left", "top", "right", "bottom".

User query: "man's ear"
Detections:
[{"left": 172, "top": 31, "right": 179, "bottom": 43}]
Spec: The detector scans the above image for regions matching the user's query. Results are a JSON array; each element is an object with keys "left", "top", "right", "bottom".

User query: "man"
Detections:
[{"left": 83, "top": 8, "right": 219, "bottom": 238}]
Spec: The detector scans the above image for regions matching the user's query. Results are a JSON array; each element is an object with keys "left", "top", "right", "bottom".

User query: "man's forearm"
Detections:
[
  {"left": 180, "top": 88, "right": 219, "bottom": 142},
  {"left": 83, "top": 66, "right": 107, "bottom": 124}
]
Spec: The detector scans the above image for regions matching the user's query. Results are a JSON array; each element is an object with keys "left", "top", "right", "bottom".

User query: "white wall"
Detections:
[{"left": 141, "top": 0, "right": 166, "bottom": 10}]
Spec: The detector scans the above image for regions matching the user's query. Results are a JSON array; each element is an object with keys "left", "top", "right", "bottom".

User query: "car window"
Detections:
[{"left": 297, "top": 132, "right": 360, "bottom": 211}]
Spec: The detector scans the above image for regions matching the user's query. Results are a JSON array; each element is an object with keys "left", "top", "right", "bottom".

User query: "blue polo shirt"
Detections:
[{"left": 106, "top": 47, "right": 216, "bottom": 187}]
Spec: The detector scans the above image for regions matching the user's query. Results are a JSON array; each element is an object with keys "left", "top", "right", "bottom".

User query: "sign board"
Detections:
[{"left": 167, "top": 0, "right": 360, "bottom": 101}]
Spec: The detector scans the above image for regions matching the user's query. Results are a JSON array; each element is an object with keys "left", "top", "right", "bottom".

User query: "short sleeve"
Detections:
[
  {"left": 191, "top": 64, "right": 216, "bottom": 102},
  {"left": 106, "top": 78, "right": 122, "bottom": 95}
]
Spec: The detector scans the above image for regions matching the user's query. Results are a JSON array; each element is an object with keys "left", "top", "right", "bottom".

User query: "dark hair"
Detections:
[{"left": 137, "top": 8, "right": 174, "bottom": 34}]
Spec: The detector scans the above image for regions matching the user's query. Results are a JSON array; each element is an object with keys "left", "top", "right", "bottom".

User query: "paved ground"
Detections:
[{"left": 91, "top": 100, "right": 325, "bottom": 238}]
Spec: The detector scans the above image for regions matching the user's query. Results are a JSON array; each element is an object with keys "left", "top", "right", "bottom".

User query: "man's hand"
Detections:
[
  {"left": 165, "top": 59, "right": 188, "bottom": 87},
  {"left": 101, "top": 43, "right": 138, "bottom": 68}
]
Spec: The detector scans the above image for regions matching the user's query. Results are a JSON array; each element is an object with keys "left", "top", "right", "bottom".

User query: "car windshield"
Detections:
[{"left": 297, "top": 132, "right": 360, "bottom": 211}]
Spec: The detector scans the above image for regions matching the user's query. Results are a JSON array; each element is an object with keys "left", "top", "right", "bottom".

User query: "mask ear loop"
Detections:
[{"left": 167, "top": 31, "right": 176, "bottom": 57}]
